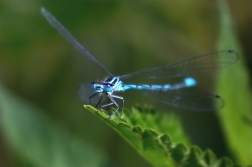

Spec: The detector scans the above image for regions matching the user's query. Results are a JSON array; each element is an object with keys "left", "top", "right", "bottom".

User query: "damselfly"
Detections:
[{"left": 41, "top": 7, "right": 238, "bottom": 120}]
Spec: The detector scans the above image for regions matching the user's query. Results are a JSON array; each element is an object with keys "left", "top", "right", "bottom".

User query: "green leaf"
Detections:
[
  {"left": 84, "top": 105, "right": 239, "bottom": 167},
  {"left": 216, "top": 0, "right": 252, "bottom": 166},
  {"left": 0, "top": 84, "right": 107, "bottom": 167},
  {"left": 203, "top": 149, "right": 217, "bottom": 166}
]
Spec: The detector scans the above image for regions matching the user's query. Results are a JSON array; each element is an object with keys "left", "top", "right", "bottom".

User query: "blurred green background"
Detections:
[{"left": 0, "top": 1, "right": 251, "bottom": 166}]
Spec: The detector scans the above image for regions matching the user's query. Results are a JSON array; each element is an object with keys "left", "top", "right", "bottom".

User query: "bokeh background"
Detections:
[{"left": 1, "top": 1, "right": 251, "bottom": 166}]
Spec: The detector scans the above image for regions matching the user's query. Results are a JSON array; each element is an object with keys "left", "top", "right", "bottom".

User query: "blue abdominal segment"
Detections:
[{"left": 123, "top": 77, "right": 196, "bottom": 91}]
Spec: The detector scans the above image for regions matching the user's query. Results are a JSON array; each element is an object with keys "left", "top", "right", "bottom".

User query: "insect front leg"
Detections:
[
  {"left": 89, "top": 92, "right": 104, "bottom": 110},
  {"left": 95, "top": 93, "right": 104, "bottom": 108},
  {"left": 89, "top": 92, "right": 100, "bottom": 105}
]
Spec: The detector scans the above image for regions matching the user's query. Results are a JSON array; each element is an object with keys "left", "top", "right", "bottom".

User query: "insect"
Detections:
[{"left": 41, "top": 7, "right": 238, "bottom": 120}]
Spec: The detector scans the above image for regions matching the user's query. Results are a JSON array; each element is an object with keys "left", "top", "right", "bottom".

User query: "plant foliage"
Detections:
[{"left": 84, "top": 105, "right": 240, "bottom": 167}]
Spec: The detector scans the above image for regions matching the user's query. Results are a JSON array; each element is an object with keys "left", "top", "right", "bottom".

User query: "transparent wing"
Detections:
[
  {"left": 144, "top": 89, "right": 224, "bottom": 111},
  {"left": 120, "top": 50, "right": 238, "bottom": 79},
  {"left": 41, "top": 7, "right": 112, "bottom": 76}
]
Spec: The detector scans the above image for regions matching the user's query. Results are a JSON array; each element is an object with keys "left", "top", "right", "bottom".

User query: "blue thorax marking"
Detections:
[{"left": 91, "top": 76, "right": 124, "bottom": 93}]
